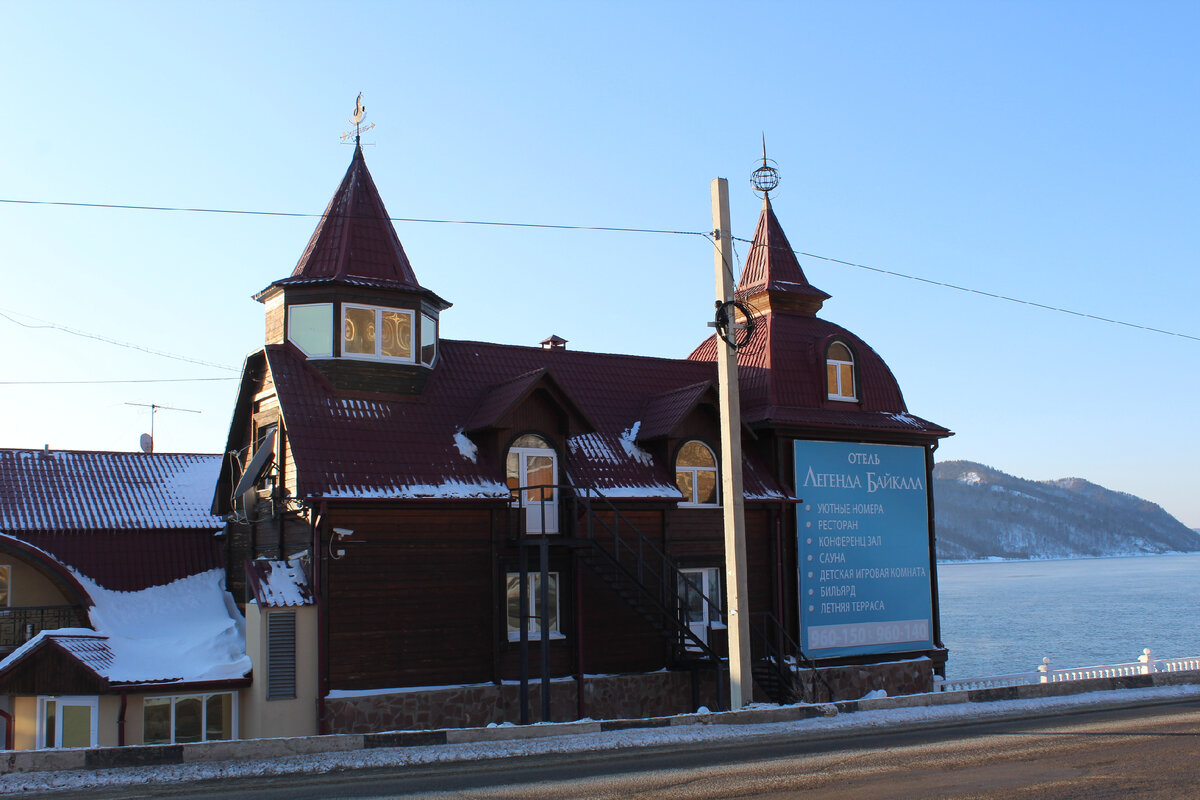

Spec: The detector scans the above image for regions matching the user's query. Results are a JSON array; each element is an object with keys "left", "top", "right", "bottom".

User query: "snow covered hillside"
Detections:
[{"left": 933, "top": 461, "right": 1200, "bottom": 561}]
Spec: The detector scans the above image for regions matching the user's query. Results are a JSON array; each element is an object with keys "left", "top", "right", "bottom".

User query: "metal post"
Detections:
[
  {"left": 519, "top": 536, "right": 530, "bottom": 724},
  {"left": 539, "top": 530, "right": 551, "bottom": 722},
  {"left": 711, "top": 177, "right": 753, "bottom": 709}
]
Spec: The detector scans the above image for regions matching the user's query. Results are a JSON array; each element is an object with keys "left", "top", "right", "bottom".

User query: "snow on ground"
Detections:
[{"left": 4, "top": 684, "right": 1199, "bottom": 795}]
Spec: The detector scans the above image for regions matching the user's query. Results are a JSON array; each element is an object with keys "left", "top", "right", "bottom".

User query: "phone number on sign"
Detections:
[{"left": 807, "top": 619, "right": 930, "bottom": 650}]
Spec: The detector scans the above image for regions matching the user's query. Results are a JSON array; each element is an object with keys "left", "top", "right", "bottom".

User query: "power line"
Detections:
[
  {"left": 1, "top": 377, "right": 238, "bottom": 385},
  {"left": 733, "top": 239, "right": 1200, "bottom": 344},
  {"left": 0, "top": 309, "right": 242, "bottom": 371},
  {"left": 4, "top": 195, "right": 1195, "bottom": 344},
  {"left": 0, "top": 198, "right": 706, "bottom": 238}
]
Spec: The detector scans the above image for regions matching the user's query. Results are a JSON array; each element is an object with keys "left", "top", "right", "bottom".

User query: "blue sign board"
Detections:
[{"left": 794, "top": 440, "right": 934, "bottom": 658}]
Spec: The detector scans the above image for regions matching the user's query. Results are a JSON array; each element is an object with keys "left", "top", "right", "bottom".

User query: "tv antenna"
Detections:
[
  {"left": 340, "top": 92, "right": 375, "bottom": 145},
  {"left": 125, "top": 402, "right": 201, "bottom": 453}
]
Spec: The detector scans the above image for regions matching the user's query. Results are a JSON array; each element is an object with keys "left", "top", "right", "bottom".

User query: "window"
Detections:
[
  {"left": 676, "top": 441, "right": 719, "bottom": 506},
  {"left": 506, "top": 434, "right": 559, "bottom": 533},
  {"left": 678, "top": 567, "right": 723, "bottom": 649},
  {"left": 143, "top": 693, "right": 236, "bottom": 745},
  {"left": 342, "top": 304, "right": 415, "bottom": 362},
  {"left": 266, "top": 611, "right": 297, "bottom": 700},
  {"left": 826, "top": 341, "right": 857, "bottom": 401},
  {"left": 0, "top": 565, "right": 9, "bottom": 607},
  {"left": 287, "top": 303, "right": 333, "bottom": 357},
  {"left": 37, "top": 696, "right": 98, "bottom": 749},
  {"left": 506, "top": 572, "right": 561, "bottom": 640},
  {"left": 420, "top": 313, "right": 438, "bottom": 365}
]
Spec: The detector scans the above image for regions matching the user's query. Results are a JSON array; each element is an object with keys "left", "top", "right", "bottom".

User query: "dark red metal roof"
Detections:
[
  {"left": 737, "top": 196, "right": 830, "bottom": 312},
  {"left": 262, "top": 340, "right": 788, "bottom": 501},
  {"left": 0, "top": 449, "right": 225, "bottom": 590},
  {"left": 688, "top": 197, "right": 950, "bottom": 441},
  {"left": 637, "top": 382, "right": 714, "bottom": 440},
  {"left": 256, "top": 145, "right": 449, "bottom": 309}
]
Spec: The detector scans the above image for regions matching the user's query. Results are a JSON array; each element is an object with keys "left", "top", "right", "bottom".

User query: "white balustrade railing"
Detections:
[{"left": 936, "top": 649, "right": 1200, "bottom": 693}]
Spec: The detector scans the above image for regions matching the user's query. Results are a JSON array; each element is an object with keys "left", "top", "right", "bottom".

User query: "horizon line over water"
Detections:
[{"left": 936, "top": 552, "right": 1200, "bottom": 680}]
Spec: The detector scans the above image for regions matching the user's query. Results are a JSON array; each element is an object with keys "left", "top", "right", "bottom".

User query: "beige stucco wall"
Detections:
[
  {"left": 4, "top": 560, "right": 73, "bottom": 607},
  {"left": 6, "top": 694, "right": 122, "bottom": 750},
  {"left": 240, "top": 602, "right": 318, "bottom": 740}
]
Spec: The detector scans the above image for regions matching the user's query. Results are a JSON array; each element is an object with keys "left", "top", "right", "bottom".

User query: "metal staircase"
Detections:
[{"left": 512, "top": 484, "right": 825, "bottom": 715}]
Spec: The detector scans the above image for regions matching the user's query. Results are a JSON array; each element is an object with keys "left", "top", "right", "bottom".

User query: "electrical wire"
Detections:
[
  {"left": 734, "top": 239, "right": 1200, "bottom": 343},
  {"left": 0, "top": 198, "right": 707, "bottom": 238},
  {"left": 3, "top": 194, "right": 1196, "bottom": 344},
  {"left": 1, "top": 377, "right": 238, "bottom": 385},
  {"left": 0, "top": 309, "right": 242, "bottom": 371}
]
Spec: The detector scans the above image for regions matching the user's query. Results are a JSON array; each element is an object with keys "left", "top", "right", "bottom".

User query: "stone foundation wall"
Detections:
[
  {"left": 324, "top": 660, "right": 932, "bottom": 733},
  {"left": 795, "top": 658, "right": 935, "bottom": 704},
  {"left": 325, "top": 670, "right": 721, "bottom": 734}
]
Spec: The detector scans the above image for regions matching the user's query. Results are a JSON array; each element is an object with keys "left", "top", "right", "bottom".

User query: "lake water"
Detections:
[{"left": 937, "top": 553, "right": 1200, "bottom": 679}]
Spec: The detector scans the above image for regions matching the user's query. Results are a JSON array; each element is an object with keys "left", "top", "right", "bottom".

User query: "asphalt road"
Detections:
[{"left": 25, "top": 697, "right": 1200, "bottom": 799}]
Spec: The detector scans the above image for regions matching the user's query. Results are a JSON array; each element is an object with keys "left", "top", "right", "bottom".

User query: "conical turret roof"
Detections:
[
  {"left": 736, "top": 196, "right": 829, "bottom": 315},
  {"left": 257, "top": 145, "right": 448, "bottom": 308}
]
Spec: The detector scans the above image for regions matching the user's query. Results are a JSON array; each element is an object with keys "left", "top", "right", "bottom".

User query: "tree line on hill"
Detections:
[{"left": 932, "top": 460, "right": 1200, "bottom": 561}]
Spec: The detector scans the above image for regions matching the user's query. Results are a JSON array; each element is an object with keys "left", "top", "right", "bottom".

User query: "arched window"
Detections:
[
  {"left": 506, "top": 434, "right": 558, "bottom": 533},
  {"left": 675, "top": 441, "right": 719, "bottom": 507},
  {"left": 826, "top": 341, "right": 857, "bottom": 401}
]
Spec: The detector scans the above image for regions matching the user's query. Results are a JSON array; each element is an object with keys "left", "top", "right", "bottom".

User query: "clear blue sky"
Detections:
[{"left": 3, "top": 1, "right": 1198, "bottom": 526}]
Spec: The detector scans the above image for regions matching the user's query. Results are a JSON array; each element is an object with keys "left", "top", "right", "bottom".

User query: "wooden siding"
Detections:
[{"left": 324, "top": 506, "right": 495, "bottom": 689}]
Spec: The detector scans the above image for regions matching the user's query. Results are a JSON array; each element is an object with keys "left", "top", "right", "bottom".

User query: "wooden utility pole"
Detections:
[{"left": 710, "top": 177, "right": 753, "bottom": 709}]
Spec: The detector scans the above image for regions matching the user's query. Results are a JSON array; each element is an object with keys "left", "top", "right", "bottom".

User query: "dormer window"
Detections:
[
  {"left": 826, "top": 341, "right": 857, "bottom": 402},
  {"left": 676, "top": 441, "right": 719, "bottom": 507},
  {"left": 343, "top": 304, "right": 415, "bottom": 362}
]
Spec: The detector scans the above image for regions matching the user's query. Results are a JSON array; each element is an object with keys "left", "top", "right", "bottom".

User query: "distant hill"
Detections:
[{"left": 932, "top": 460, "right": 1200, "bottom": 561}]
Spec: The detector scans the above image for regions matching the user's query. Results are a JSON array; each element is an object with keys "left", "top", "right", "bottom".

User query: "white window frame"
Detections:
[
  {"left": 506, "top": 571, "right": 563, "bottom": 641},
  {"left": 287, "top": 302, "right": 334, "bottom": 357},
  {"left": 36, "top": 696, "right": 99, "bottom": 749},
  {"left": 507, "top": 436, "right": 559, "bottom": 534},
  {"left": 826, "top": 341, "right": 857, "bottom": 402},
  {"left": 420, "top": 313, "right": 438, "bottom": 366},
  {"left": 341, "top": 303, "right": 416, "bottom": 363},
  {"left": 676, "top": 441, "right": 720, "bottom": 507},
  {"left": 678, "top": 567, "right": 724, "bottom": 650},
  {"left": 142, "top": 692, "right": 239, "bottom": 745}
]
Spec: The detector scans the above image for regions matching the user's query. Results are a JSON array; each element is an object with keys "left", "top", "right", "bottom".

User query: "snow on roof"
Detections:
[
  {"left": 246, "top": 557, "right": 313, "bottom": 607},
  {"left": 0, "top": 568, "right": 250, "bottom": 686},
  {"left": 0, "top": 449, "right": 225, "bottom": 531}
]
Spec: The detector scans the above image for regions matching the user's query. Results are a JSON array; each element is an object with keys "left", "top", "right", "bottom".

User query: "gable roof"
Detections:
[
  {"left": 0, "top": 449, "right": 226, "bottom": 591},
  {"left": 0, "top": 449, "right": 224, "bottom": 531},
  {"left": 637, "top": 382, "right": 715, "bottom": 441},
  {"left": 256, "top": 339, "right": 789, "bottom": 502},
  {"left": 0, "top": 569, "right": 251, "bottom": 692},
  {"left": 256, "top": 144, "right": 449, "bottom": 309}
]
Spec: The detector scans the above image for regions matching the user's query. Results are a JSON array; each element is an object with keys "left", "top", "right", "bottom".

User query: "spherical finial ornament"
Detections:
[
  {"left": 751, "top": 133, "right": 780, "bottom": 195},
  {"left": 751, "top": 162, "right": 780, "bottom": 194}
]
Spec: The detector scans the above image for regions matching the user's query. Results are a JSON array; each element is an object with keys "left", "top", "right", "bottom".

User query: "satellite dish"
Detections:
[{"left": 139, "top": 433, "right": 154, "bottom": 454}]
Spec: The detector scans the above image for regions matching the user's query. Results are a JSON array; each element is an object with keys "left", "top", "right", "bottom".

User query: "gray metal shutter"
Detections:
[{"left": 266, "top": 611, "right": 297, "bottom": 700}]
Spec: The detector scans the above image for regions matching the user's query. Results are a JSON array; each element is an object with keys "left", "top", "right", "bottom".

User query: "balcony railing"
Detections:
[{"left": 0, "top": 605, "right": 88, "bottom": 649}]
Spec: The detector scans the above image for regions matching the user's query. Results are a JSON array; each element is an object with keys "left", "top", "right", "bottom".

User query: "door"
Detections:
[
  {"left": 678, "top": 568, "right": 722, "bottom": 650},
  {"left": 506, "top": 435, "right": 559, "bottom": 534},
  {"left": 38, "top": 696, "right": 99, "bottom": 749}
]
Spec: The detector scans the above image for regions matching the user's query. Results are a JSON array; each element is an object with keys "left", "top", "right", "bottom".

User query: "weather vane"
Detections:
[
  {"left": 751, "top": 133, "right": 780, "bottom": 195},
  {"left": 340, "top": 92, "right": 376, "bottom": 145}
]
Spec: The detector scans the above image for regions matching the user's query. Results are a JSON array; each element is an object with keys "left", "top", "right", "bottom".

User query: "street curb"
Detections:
[{"left": 4, "top": 669, "right": 1199, "bottom": 775}]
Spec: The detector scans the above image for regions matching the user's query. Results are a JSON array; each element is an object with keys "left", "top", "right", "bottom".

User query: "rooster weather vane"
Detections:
[{"left": 341, "top": 92, "right": 375, "bottom": 145}]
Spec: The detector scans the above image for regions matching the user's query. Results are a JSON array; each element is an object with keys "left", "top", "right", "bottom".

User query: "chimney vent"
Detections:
[{"left": 540, "top": 335, "right": 567, "bottom": 351}]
